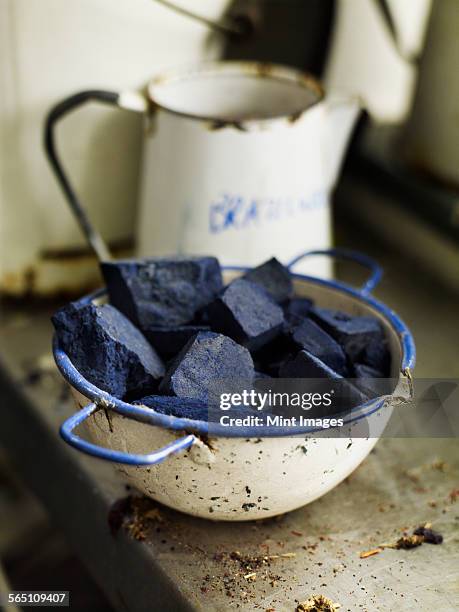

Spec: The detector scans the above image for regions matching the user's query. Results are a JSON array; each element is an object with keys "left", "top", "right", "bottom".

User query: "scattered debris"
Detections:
[
  {"left": 107, "top": 495, "right": 164, "bottom": 540},
  {"left": 404, "top": 458, "right": 450, "bottom": 483},
  {"left": 107, "top": 496, "right": 133, "bottom": 536},
  {"left": 359, "top": 523, "right": 444, "bottom": 558},
  {"left": 229, "top": 550, "right": 296, "bottom": 569},
  {"left": 359, "top": 548, "right": 383, "bottom": 559},
  {"left": 296, "top": 594, "right": 341, "bottom": 611},
  {"left": 201, "top": 547, "right": 297, "bottom": 600},
  {"left": 431, "top": 459, "right": 449, "bottom": 472},
  {"left": 394, "top": 534, "right": 424, "bottom": 550},
  {"left": 413, "top": 524, "right": 443, "bottom": 544}
]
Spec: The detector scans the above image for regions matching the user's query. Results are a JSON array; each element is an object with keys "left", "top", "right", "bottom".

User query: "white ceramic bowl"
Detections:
[{"left": 55, "top": 260, "right": 415, "bottom": 521}]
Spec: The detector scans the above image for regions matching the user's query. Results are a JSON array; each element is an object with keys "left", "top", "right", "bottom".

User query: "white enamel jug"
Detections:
[{"left": 46, "top": 61, "right": 360, "bottom": 277}]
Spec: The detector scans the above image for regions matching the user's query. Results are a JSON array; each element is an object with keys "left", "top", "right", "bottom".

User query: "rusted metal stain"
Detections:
[
  {"left": 1, "top": 267, "right": 37, "bottom": 296},
  {"left": 1, "top": 239, "right": 133, "bottom": 299},
  {"left": 40, "top": 238, "right": 133, "bottom": 261},
  {"left": 207, "top": 119, "right": 247, "bottom": 132},
  {"left": 254, "top": 62, "right": 275, "bottom": 78},
  {"left": 288, "top": 110, "right": 304, "bottom": 124},
  {"left": 147, "top": 61, "right": 324, "bottom": 129}
]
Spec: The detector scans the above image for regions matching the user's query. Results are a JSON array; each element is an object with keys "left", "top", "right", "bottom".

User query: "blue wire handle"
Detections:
[
  {"left": 287, "top": 248, "right": 383, "bottom": 296},
  {"left": 60, "top": 402, "right": 196, "bottom": 465}
]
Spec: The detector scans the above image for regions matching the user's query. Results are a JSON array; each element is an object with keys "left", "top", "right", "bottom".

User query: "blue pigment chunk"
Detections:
[
  {"left": 159, "top": 331, "right": 255, "bottom": 403},
  {"left": 144, "top": 325, "right": 210, "bottom": 357},
  {"left": 134, "top": 394, "right": 256, "bottom": 421},
  {"left": 279, "top": 350, "right": 368, "bottom": 410},
  {"left": 52, "top": 302, "right": 165, "bottom": 398},
  {"left": 242, "top": 257, "right": 293, "bottom": 303},
  {"left": 280, "top": 349, "right": 342, "bottom": 379},
  {"left": 353, "top": 363, "right": 391, "bottom": 397},
  {"left": 101, "top": 257, "right": 223, "bottom": 328},
  {"left": 284, "top": 297, "right": 314, "bottom": 324},
  {"left": 134, "top": 395, "right": 209, "bottom": 420},
  {"left": 288, "top": 318, "right": 348, "bottom": 375},
  {"left": 206, "top": 278, "right": 284, "bottom": 351},
  {"left": 361, "top": 337, "right": 391, "bottom": 375},
  {"left": 354, "top": 363, "right": 384, "bottom": 379},
  {"left": 310, "top": 307, "right": 384, "bottom": 362},
  {"left": 250, "top": 330, "right": 294, "bottom": 376}
]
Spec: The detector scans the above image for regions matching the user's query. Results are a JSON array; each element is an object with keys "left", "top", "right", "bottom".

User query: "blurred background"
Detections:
[{"left": 1, "top": 1, "right": 458, "bottom": 610}]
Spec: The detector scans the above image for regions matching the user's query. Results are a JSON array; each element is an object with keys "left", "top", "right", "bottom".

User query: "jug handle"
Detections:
[
  {"left": 60, "top": 402, "right": 196, "bottom": 465},
  {"left": 44, "top": 89, "right": 147, "bottom": 262}
]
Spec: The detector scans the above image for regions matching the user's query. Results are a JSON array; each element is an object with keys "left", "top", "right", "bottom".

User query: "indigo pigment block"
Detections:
[
  {"left": 206, "top": 278, "right": 284, "bottom": 351},
  {"left": 288, "top": 318, "right": 347, "bottom": 375},
  {"left": 144, "top": 325, "right": 209, "bottom": 357},
  {"left": 135, "top": 394, "right": 256, "bottom": 421},
  {"left": 354, "top": 363, "right": 384, "bottom": 379},
  {"left": 101, "top": 256, "right": 223, "bottom": 328},
  {"left": 280, "top": 349, "right": 342, "bottom": 379},
  {"left": 251, "top": 331, "right": 294, "bottom": 376},
  {"left": 354, "top": 363, "right": 392, "bottom": 397},
  {"left": 52, "top": 303, "right": 164, "bottom": 398},
  {"left": 254, "top": 371, "right": 272, "bottom": 379},
  {"left": 134, "top": 395, "right": 209, "bottom": 420},
  {"left": 159, "top": 331, "right": 255, "bottom": 403},
  {"left": 284, "top": 297, "right": 313, "bottom": 324},
  {"left": 361, "top": 337, "right": 391, "bottom": 375},
  {"left": 310, "top": 307, "right": 384, "bottom": 362},
  {"left": 242, "top": 257, "right": 293, "bottom": 304},
  {"left": 280, "top": 350, "right": 368, "bottom": 410}
]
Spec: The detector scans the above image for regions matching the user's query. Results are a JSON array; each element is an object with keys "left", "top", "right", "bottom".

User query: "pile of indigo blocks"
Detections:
[{"left": 53, "top": 256, "right": 391, "bottom": 419}]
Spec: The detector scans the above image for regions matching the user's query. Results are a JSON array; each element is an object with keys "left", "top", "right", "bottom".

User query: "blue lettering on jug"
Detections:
[{"left": 209, "top": 192, "right": 326, "bottom": 233}]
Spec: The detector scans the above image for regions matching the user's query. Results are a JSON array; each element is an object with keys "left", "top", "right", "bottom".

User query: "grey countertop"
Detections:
[{"left": 1, "top": 227, "right": 458, "bottom": 612}]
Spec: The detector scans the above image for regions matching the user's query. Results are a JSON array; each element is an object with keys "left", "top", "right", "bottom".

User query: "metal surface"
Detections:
[{"left": 0, "top": 234, "right": 458, "bottom": 609}]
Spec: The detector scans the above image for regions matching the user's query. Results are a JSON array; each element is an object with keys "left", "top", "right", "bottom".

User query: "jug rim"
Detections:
[{"left": 147, "top": 60, "right": 325, "bottom": 127}]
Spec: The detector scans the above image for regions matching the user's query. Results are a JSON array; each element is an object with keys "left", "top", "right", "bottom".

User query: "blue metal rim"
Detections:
[
  {"left": 53, "top": 266, "right": 416, "bottom": 439},
  {"left": 286, "top": 247, "right": 383, "bottom": 296},
  {"left": 59, "top": 402, "right": 197, "bottom": 465}
]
